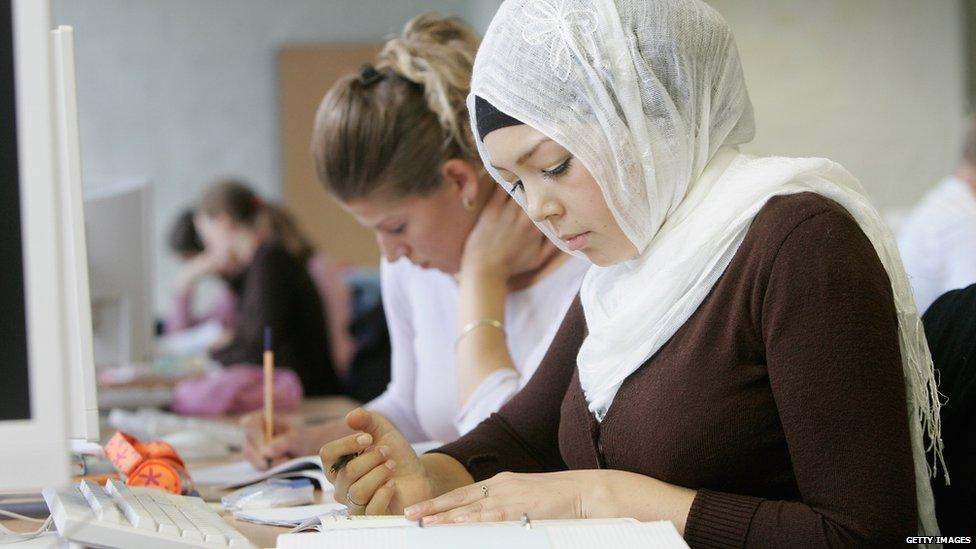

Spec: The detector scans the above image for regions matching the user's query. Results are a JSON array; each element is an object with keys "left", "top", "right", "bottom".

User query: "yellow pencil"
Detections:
[{"left": 263, "top": 326, "right": 274, "bottom": 444}]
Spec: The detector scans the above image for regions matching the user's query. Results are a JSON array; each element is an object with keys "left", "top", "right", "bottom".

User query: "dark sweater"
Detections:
[
  {"left": 437, "top": 193, "right": 918, "bottom": 548},
  {"left": 212, "top": 242, "right": 340, "bottom": 396},
  {"left": 922, "top": 284, "right": 976, "bottom": 535}
]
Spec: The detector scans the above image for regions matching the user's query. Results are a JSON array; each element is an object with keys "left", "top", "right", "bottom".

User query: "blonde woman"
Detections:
[{"left": 241, "top": 13, "right": 588, "bottom": 468}]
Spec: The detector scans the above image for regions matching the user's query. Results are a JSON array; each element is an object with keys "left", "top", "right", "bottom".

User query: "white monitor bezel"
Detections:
[
  {"left": 0, "top": 0, "right": 71, "bottom": 493},
  {"left": 52, "top": 24, "right": 99, "bottom": 444}
]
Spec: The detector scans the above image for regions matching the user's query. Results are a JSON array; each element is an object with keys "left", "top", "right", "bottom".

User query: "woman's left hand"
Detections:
[
  {"left": 403, "top": 470, "right": 598, "bottom": 525},
  {"left": 403, "top": 469, "right": 697, "bottom": 533}
]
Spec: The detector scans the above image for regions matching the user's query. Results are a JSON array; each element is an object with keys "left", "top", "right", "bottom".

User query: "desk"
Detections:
[{"left": 0, "top": 395, "right": 360, "bottom": 549}]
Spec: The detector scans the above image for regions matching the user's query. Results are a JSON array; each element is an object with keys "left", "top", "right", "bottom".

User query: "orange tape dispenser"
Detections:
[{"left": 104, "top": 431, "right": 194, "bottom": 495}]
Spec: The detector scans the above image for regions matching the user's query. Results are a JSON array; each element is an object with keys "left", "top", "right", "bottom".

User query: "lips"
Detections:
[{"left": 560, "top": 231, "right": 590, "bottom": 252}]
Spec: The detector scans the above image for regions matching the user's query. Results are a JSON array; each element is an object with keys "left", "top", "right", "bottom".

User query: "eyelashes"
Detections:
[
  {"left": 542, "top": 157, "right": 572, "bottom": 178},
  {"left": 506, "top": 156, "right": 573, "bottom": 194}
]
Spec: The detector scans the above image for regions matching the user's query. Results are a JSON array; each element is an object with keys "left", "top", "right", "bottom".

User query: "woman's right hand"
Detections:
[
  {"left": 321, "top": 408, "right": 435, "bottom": 515},
  {"left": 460, "top": 186, "right": 557, "bottom": 281},
  {"left": 176, "top": 252, "right": 221, "bottom": 294},
  {"left": 240, "top": 412, "right": 310, "bottom": 470}
]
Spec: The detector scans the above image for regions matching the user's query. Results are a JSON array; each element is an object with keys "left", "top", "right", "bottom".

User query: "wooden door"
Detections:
[{"left": 278, "top": 43, "right": 382, "bottom": 267}]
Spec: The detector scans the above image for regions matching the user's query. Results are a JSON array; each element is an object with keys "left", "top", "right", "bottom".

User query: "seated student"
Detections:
[
  {"left": 240, "top": 13, "right": 589, "bottom": 468},
  {"left": 195, "top": 180, "right": 342, "bottom": 396},
  {"left": 163, "top": 208, "right": 236, "bottom": 334},
  {"left": 922, "top": 284, "right": 976, "bottom": 535},
  {"left": 165, "top": 203, "right": 355, "bottom": 372},
  {"left": 898, "top": 116, "right": 976, "bottom": 313},
  {"left": 319, "top": 0, "right": 944, "bottom": 544}
]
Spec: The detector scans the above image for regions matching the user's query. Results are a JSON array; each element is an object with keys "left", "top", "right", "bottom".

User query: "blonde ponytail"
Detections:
[
  {"left": 377, "top": 14, "right": 479, "bottom": 157},
  {"left": 312, "top": 13, "right": 481, "bottom": 201}
]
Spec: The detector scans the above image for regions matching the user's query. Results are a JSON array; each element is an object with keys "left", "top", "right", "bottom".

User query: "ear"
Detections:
[{"left": 440, "top": 158, "right": 481, "bottom": 204}]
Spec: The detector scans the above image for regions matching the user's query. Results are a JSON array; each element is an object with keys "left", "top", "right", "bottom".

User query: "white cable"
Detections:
[
  {"left": 0, "top": 509, "right": 48, "bottom": 523},
  {"left": 0, "top": 514, "right": 54, "bottom": 543}
]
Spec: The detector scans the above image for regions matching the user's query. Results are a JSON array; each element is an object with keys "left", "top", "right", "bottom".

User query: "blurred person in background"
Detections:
[
  {"left": 163, "top": 208, "right": 238, "bottom": 335},
  {"left": 195, "top": 180, "right": 343, "bottom": 396},
  {"left": 898, "top": 115, "right": 976, "bottom": 313}
]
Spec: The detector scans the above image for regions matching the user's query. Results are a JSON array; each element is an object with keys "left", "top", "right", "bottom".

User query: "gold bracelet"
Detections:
[{"left": 455, "top": 318, "right": 505, "bottom": 348}]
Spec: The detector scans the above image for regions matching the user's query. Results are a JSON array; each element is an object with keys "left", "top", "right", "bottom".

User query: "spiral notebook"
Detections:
[{"left": 275, "top": 518, "right": 688, "bottom": 549}]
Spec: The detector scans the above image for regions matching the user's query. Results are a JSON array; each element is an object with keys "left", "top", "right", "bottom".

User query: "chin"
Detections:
[{"left": 583, "top": 249, "right": 626, "bottom": 268}]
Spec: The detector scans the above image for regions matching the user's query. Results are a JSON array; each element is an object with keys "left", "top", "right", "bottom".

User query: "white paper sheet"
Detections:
[
  {"left": 190, "top": 455, "right": 331, "bottom": 490},
  {"left": 275, "top": 519, "right": 689, "bottom": 549},
  {"left": 233, "top": 503, "right": 347, "bottom": 527}
]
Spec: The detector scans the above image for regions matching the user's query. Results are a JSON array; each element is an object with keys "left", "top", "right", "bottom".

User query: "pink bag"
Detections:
[{"left": 171, "top": 364, "right": 303, "bottom": 416}]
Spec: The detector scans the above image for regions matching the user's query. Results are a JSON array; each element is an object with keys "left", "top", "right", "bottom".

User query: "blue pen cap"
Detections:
[{"left": 264, "top": 326, "right": 272, "bottom": 352}]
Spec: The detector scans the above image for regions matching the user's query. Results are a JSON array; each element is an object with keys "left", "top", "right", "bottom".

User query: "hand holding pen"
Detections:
[{"left": 320, "top": 408, "right": 433, "bottom": 515}]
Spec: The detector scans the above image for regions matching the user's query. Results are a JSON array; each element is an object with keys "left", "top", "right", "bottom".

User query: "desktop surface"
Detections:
[{"left": 0, "top": 396, "right": 360, "bottom": 548}]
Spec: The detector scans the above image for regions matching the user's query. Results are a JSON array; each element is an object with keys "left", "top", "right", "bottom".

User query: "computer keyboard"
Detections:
[{"left": 42, "top": 479, "right": 256, "bottom": 548}]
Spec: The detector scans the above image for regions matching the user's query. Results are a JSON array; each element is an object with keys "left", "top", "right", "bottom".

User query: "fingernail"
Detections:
[
  {"left": 356, "top": 434, "right": 371, "bottom": 445},
  {"left": 423, "top": 515, "right": 440, "bottom": 525},
  {"left": 404, "top": 506, "right": 418, "bottom": 517},
  {"left": 377, "top": 445, "right": 389, "bottom": 458},
  {"left": 454, "top": 516, "right": 467, "bottom": 523},
  {"left": 385, "top": 459, "right": 396, "bottom": 470},
  {"left": 385, "top": 479, "right": 395, "bottom": 489}
]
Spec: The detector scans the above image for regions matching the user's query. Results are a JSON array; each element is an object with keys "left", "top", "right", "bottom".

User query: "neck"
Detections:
[{"left": 506, "top": 249, "right": 571, "bottom": 292}]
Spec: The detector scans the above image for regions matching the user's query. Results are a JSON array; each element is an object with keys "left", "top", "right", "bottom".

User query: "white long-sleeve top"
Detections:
[
  {"left": 897, "top": 176, "right": 976, "bottom": 313},
  {"left": 366, "top": 256, "right": 589, "bottom": 443}
]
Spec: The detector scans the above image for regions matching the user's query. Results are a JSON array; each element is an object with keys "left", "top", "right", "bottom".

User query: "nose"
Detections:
[
  {"left": 523, "top": 180, "right": 561, "bottom": 224},
  {"left": 376, "top": 233, "right": 409, "bottom": 262}
]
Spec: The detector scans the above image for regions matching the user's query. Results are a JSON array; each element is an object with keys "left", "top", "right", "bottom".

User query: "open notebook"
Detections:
[
  {"left": 190, "top": 455, "right": 331, "bottom": 490},
  {"left": 275, "top": 518, "right": 688, "bottom": 549},
  {"left": 189, "top": 442, "right": 444, "bottom": 490}
]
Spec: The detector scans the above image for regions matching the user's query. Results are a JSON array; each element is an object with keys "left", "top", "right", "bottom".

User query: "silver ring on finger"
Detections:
[
  {"left": 346, "top": 489, "right": 367, "bottom": 509},
  {"left": 481, "top": 485, "right": 489, "bottom": 499}
]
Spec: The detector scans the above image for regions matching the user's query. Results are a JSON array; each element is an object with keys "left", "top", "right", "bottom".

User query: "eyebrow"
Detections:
[
  {"left": 490, "top": 137, "right": 552, "bottom": 171},
  {"left": 375, "top": 218, "right": 403, "bottom": 231}
]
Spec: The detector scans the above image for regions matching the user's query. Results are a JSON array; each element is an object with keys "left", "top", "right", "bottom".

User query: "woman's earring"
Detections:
[{"left": 462, "top": 197, "right": 475, "bottom": 211}]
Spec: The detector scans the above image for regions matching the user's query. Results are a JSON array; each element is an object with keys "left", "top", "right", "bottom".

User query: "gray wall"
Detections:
[
  {"left": 709, "top": 0, "right": 967, "bottom": 211},
  {"left": 54, "top": 0, "right": 967, "bottom": 316},
  {"left": 53, "top": 0, "right": 492, "bottom": 316}
]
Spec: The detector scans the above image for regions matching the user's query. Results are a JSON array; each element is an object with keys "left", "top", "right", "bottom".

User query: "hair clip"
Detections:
[{"left": 358, "top": 64, "right": 383, "bottom": 87}]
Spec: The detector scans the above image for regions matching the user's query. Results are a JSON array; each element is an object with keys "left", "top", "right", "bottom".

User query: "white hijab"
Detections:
[{"left": 468, "top": 0, "right": 944, "bottom": 535}]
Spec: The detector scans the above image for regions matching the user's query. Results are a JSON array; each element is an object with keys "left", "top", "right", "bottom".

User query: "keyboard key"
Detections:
[
  {"left": 135, "top": 494, "right": 179, "bottom": 536},
  {"left": 204, "top": 533, "right": 229, "bottom": 545},
  {"left": 105, "top": 481, "right": 157, "bottom": 531},
  {"left": 78, "top": 480, "right": 123, "bottom": 523}
]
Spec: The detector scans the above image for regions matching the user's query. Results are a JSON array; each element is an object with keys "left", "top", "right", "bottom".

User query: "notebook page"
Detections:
[
  {"left": 544, "top": 521, "right": 687, "bottom": 548},
  {"left": 277, "top": 529, "right": 406, "bottom": 549},
  {"left": 275, "top": 520, "right": 687, "bottom": 549},
  {"left": 233, "top": 502, "right": 346, "bottom": 526},
  {"left": 407, "top": 523, "right": 549, "bottom": 549},
  {"left": 190, "top": 455, "right": 327, "bottom": 489}
]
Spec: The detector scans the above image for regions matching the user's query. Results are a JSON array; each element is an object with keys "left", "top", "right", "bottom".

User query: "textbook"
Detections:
[
  {"left": 275, "top": 517, "right": 689, "bottom": 549},
  {"left": 190, "top": 455, "right": 331, "bottom": 490},
  {"left": 190, "top": 442, "right": 443, "bottom": 490}
]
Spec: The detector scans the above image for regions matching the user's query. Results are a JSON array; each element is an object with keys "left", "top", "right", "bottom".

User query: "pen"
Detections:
[
  {"left": 328, "top": 452, "right": 360, "bottom": 476},
  {"left": 263, "top": 326, "right": 274, "bottom": 445}
]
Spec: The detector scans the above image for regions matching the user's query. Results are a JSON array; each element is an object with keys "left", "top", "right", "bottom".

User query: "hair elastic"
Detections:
[{"left": 358, "top": 64, "right": 384, "bottom": 87}]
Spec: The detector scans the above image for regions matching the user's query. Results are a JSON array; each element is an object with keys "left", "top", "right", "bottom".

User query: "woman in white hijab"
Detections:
[{"left": 319, "top": 0, "right": 945, "bottom": 542}]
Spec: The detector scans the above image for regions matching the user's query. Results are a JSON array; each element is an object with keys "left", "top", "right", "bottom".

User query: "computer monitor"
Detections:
[
  {"left": 85, "top": 179, "right": 155, "bottom": 369},
  {"left": 52, "top": 24, "right": 99, "bottom": 444},
  {"left": 0, "top": 0, "right": 71, "bottom": 492}
]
